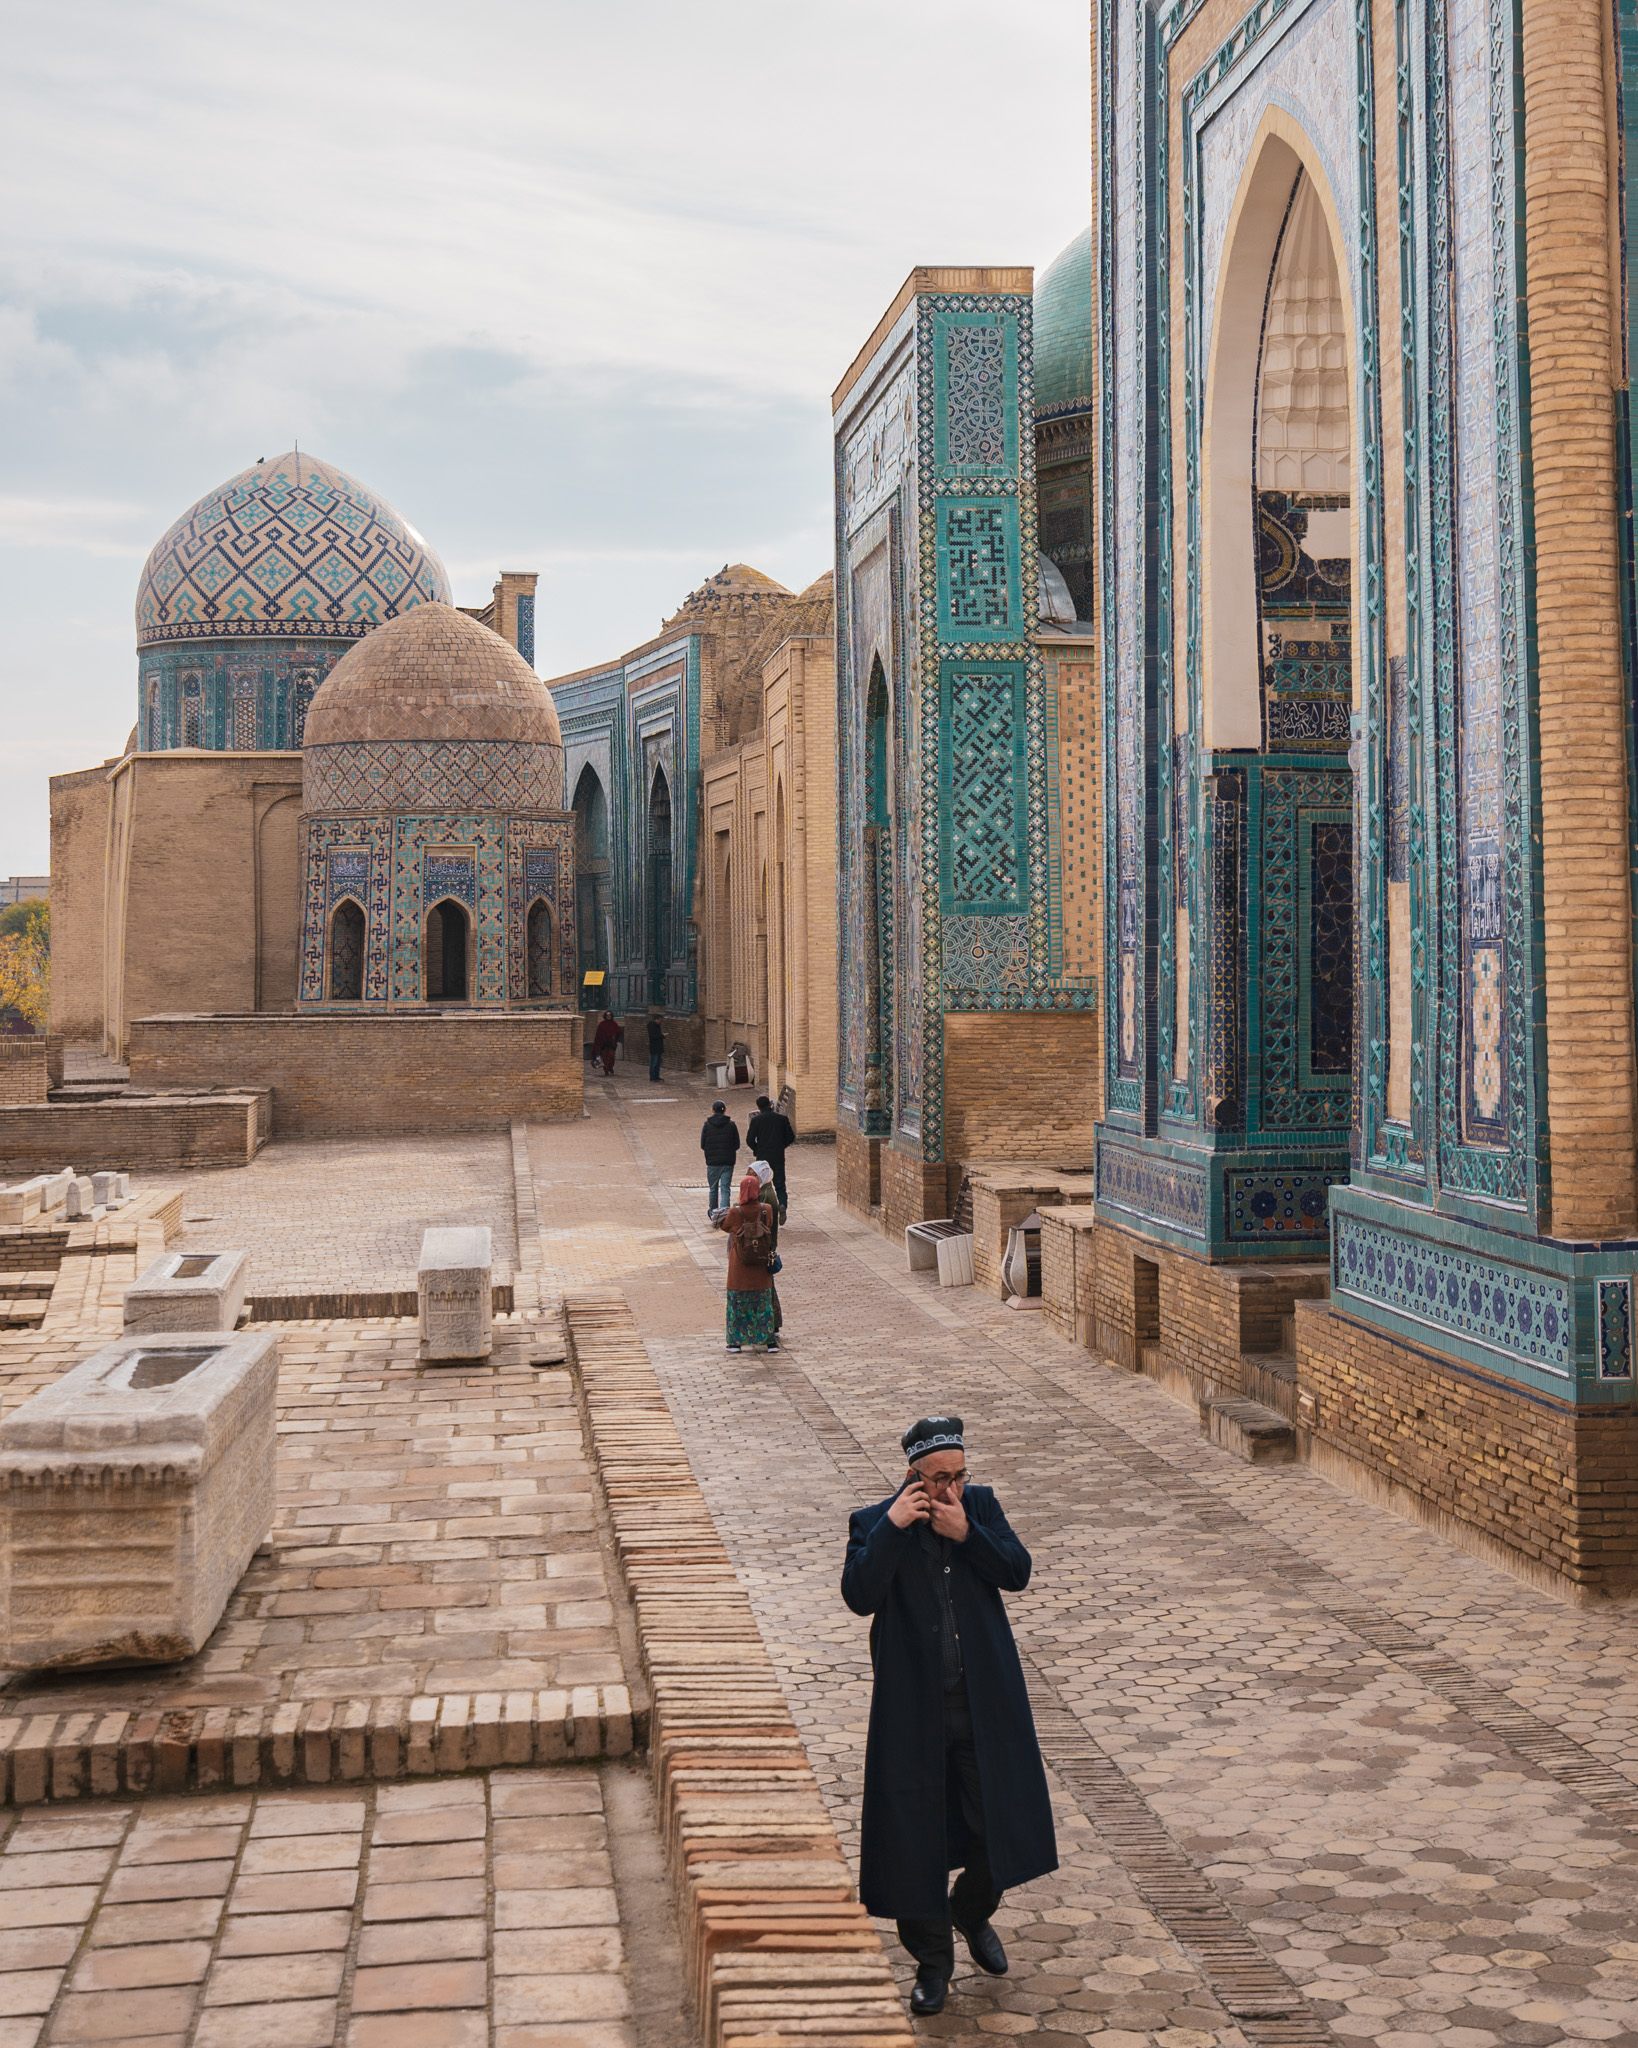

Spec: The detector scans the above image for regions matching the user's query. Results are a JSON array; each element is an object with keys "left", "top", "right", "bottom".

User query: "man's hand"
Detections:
[
  {"left": 887, "top": 1478, "right": 930, "bottom": 1529},
  {"left": 928, "top": 1492, "right": 968, "bottom": 1541}
]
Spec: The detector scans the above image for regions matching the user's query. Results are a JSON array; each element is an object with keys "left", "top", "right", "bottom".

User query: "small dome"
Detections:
[
  {"left": 136, "top": 451, "right": 451, "bottom": 646},
  {"left": 1034, "top": 229, "right": 1094, "bottom": 420},
  {"left": 796, "top": 570, "right": 834, "bottom": 602},
  {"left": 304, "top": 603, "right": 561, "bottom": 747}
]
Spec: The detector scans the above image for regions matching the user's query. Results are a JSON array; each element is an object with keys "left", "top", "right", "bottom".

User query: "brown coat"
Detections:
[{"left": 717, "top": 1200, "right": 777, "bottom": 1291}]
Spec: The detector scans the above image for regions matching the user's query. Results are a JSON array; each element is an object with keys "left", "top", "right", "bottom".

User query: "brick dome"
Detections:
[{"left": 304, "top": 602, "right": 561, "bottom": 747}]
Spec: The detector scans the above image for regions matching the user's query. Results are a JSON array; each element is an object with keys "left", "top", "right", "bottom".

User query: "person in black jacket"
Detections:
[
  {"left": 842, "top": 1415, "right": 1056, "bottom": 2018},
  {"left": 699, "top": 1101, "right": 740, "bottom": 1216},
  {"left": 746, "top": 1094, "right": 795, "bottom": 1220}
]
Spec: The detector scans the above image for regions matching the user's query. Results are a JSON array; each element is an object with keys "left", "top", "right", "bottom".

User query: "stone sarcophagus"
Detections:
[
  {"left": 418, "top": 1226, "right": 494, "bottom": 1362},
  {"left": 0, "top": 1329, "right": 278, "bottom": 1670},
  {"left": 124, "top": 1249, "right": 248, "bottom": 1335}
]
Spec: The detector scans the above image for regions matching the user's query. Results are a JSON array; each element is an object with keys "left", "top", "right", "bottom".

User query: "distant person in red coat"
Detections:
[{"left": 592, "top": 1010, "right": 620, "bottom": 1075}]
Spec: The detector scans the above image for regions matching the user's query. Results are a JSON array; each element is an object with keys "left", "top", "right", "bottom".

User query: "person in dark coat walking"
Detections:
[
  {"left": 746, "top": 1094, "right": 795, "bottom": 1220},
  {"left": 842, "top": 1415, "right": 1056, "bottom": 2017},
  {"left": 700, "top": 1101, "right": 740, "bottom": 1216}
]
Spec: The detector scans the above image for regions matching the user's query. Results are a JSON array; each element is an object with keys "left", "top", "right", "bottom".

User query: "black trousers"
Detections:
[
  {"left": 765, "top": 1157, "right": 789, "bottom": 1211},
  {"left": 895, "top": 1686, "right": 1002, "bottom": 1978}
]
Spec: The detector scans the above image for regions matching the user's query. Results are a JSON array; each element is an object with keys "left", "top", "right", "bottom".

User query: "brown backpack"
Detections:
[{"left": 738, "top": 1203, "right": 773, "bottom": 1268}]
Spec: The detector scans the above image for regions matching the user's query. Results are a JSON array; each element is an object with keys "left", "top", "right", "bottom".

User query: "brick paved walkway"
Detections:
[
  {"left": 169, "top": 1135, "right": 520, "bottom": 1294},
  {"left": 526, "top": 1070, "right": 1638, "bottom": 2048},
  {"left": 0, "top": 1762, "right": 690, "bottom": 2048}
]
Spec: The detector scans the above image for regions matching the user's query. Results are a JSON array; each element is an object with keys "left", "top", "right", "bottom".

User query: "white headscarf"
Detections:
[{"left": 751, "top": 1160, "right": 774, "bottom": 1187}]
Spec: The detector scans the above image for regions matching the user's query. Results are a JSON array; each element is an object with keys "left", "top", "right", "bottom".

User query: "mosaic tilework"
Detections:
[
  {"left": 516, "top": 593, "right": 536, "bottom": 669},
  {"left": 1333, "top": 1213, "right": 1573, "bottom": 1379},
  {"left": 139, "top": 640, "right": 351, "bottom": 752},
  {"left": 423, "top": 853, "right": 477, "bottom": 909},
  {"left": 298, "top": 811, "right": 574, "bottom": 1010},
  {"left": 1598, "top": 1278, "right": 1633, "bottom": 1382},
  {"left": 1224, "top": 1167, "right": 1342, "bottom": 1240},
  {"left": 1261, "top": 767, "right": 1353, "bottom": 1130},
  {"left": 1096, "top": 1134, "right": 1209, "bottom": 1239},
  {"left": 136, "top": 452, "right": 450, "bottom": 645},
  {"left": 944, "top": 326, "right": 1007, "bottom": 466},
  {"left": 937, "top": 503, "right": 1020, "bottom": 638},
  {"left": 941, "top": 664, "right": 1026, "bottom": 910},
  {"left": 304, "top": 740, "right": 563, "bottom": 814}
]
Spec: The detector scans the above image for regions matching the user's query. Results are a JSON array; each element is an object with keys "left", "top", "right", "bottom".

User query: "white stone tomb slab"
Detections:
[
  {"left": 124, "top": 1250, "right": 248, "bottom": 1335},
  {"left": 419, "top": 1226, "right": 493, "bottom": 1361},
  {"left": 65, "top": 1175, "right": 95, "bottom": 1220},
  {"left": 0, "top": 1328, "right": 279, "bottom": 1669}
]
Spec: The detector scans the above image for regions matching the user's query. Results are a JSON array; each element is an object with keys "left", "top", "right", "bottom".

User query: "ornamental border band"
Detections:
[{"left": 841, "top": 1414, "right": 1058, "bottom": 2018}]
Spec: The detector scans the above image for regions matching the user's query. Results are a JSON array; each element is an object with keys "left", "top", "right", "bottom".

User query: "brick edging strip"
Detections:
[
  {"left": 565, "top": 1290, "right": 913, "bottom": 2048},
  {"left": 0, "top": 1683, "right": 638, "bottom": 1805}
]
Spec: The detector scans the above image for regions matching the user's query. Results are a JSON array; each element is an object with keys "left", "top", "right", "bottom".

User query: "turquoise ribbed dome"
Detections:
[
  {"left": 1033, "top": 229, "right": 1094, "bottom": 420},
  {"left": 135, "top": 451, "right": 451, "bottom": 646}
]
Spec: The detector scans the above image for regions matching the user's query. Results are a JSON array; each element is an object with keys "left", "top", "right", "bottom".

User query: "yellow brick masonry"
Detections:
[{"left": 1523, "top": 0, "right": 1638, "bottom": 1236}]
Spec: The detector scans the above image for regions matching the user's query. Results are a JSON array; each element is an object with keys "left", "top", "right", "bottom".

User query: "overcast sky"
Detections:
[{"left": 0, "top": 0, "right": 1091, "bottom": 876}]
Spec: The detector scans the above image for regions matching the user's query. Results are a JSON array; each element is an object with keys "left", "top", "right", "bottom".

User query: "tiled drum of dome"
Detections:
[{"left": 136, "top": 454, "right": 452, "bottom": 644}]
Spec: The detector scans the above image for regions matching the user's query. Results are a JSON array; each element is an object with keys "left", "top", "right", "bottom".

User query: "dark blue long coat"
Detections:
[{"left": 841, "top": 1484, "right": 1058, "bottom": 1920}]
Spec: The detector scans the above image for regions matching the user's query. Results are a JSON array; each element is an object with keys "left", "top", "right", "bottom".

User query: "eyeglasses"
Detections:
[{"left": 913, "top": 1469, "right": 967, "bottom": 1490}]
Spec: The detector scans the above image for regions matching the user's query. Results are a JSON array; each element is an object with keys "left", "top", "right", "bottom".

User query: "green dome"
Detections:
[{"left": 1033, "top": 228, "right": 1094, "bottom": 419}]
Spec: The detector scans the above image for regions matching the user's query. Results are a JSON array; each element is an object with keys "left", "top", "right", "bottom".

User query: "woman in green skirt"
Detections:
[{"left": 717, "top": 1171, "right": 779, "bottom": 1352}]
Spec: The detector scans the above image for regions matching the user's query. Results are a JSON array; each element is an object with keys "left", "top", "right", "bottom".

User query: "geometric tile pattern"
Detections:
[
  {"left": 297, "top": 810, "right": 574, "bottom": 1009},
  {"left": 1095, "top": 1134, "right": 1209, "bottom": 1240},
  {"left": 1333, "top": 1212, "right": 1574, "bottom": 1380},
  {"left": 1225, "top": 1166, "right": 1343, "bottom": 1240},
  {"left": 137, "top": 451, "right": 450, "bottom": 645},
  {"left": 304, "top": 740, "right": 563, "bottom": 814},
  {"left": 138, "top": 640, "right": 349, "bottom": 752},
  {"left": 944, "top": 667, "right": 1024, "bottom": 906},
  {"left": 1598, "top": 1276, "right": 1633, "bottom": 1382}
]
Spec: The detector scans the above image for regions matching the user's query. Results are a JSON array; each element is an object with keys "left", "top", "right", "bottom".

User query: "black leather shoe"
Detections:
[
  {"left": 954, "top": 1916, "right": 1008, "bottom": 1975},
  {"left": 909, "top": 1967, "right": 948, "bottom": 2015}
]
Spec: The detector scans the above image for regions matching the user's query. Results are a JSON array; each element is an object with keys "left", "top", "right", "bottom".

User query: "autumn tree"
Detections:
[{"left": 0, "top": 898, "right": 50, "bottom": 1033}]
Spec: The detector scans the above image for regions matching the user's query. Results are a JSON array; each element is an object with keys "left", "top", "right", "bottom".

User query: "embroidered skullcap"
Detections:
[
  {"left": 902, "top": 1415, "right": 964, "bottom": 1464},
  {"left": 751, "top": 1160, "right": 774, "bottom": 1185}
]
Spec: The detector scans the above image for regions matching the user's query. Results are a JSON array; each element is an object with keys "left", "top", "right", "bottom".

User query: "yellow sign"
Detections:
[{"left": 582, "top": 970, "right": 606, "bottom": 987}]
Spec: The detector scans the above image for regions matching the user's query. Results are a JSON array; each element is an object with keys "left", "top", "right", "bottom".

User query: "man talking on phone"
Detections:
[{"left": 841, "top": 1415, "right": 1056, "bottom": 2017}]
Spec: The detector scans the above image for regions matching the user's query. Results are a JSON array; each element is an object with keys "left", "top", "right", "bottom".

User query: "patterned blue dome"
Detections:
[
  {"left": 135, "top": 451, "right": 452, "bottom": 646},
  {"left": 1034, "top": 229, "right": 1094, "bottom": 420}
]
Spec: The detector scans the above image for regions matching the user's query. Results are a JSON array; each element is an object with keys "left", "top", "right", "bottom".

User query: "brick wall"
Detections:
[
  {"left": 47, "top": 764, "right": 113, "bottom": 1046},
  {"left": 836, "top": 1126, "right": 879, "bottom": 1220},
  {"left": 942, "top": 1013, "right": 1101, "bottom": 1172},
  {"left": 881, "top": 1144, "right": 947, "bottom": 1240},
  {"left": 1520, "top": 0, "right": 1638, "bottom": 1238},
  {"left": 0, "top": 1043, "right": 48, "bottom": 1107},
  {"left": 128, "top": 1013, "right": 582, "bottom": 1137},
  {"left": 1089, "top": 1218, "right": 1326, "bottom": 1397},
  {"left": 0, "top": 1094, "right": 267, "bottom": 1174},
  {"left": 1299, "top": 1300, "right": 1638, "bottom": 1598}
]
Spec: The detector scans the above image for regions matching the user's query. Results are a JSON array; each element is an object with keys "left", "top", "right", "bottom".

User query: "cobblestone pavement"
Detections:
[
  {"left": 0, "top": 1762, "right": 692, "bottom": 2048},
  {"left": 525, "top": 1070, "right": 1638, "bottom": 2048},
  {"left": 168, "top": 1135, "right": 520, "bottom": 1293}
]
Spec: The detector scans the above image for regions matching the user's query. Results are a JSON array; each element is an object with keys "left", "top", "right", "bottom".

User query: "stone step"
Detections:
[{"left": 1200, "top": 1395, "right": 1297, "bottom": 1465}]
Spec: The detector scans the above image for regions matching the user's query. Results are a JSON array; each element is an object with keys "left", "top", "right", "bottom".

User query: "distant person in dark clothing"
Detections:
[
  {"left": 747, "top": 1094, "right": 796, "bottom": 1220},
  {"left": 646, "top": 1012, "right": 666, "bottom": 1082},
  {"left": 700, "top": 1101, "right": 740, "bottom": 1216},
  {"left": 842, "top": 1415, "right": 1057, "bottom": 2018}
]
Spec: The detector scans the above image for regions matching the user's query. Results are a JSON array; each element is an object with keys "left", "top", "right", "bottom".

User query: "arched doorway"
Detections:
[
  {"left": 648, "top": 766, "right": 672, "bottom": 1006},
  {"left": 572, "top": 765, "right": 609, "bottom": 1005},
  {"left": 329, "top": 899, "right": 365, "bottom": 1001},
  {"left": 1198, "top": 138, "right": 1355, "bottom": 1145},
  {"left": 526, "top": 898, "right": 553, "bottom": 998},
  {"left": 425, "top": 899, "right": 470, "bottom": 1002}
]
